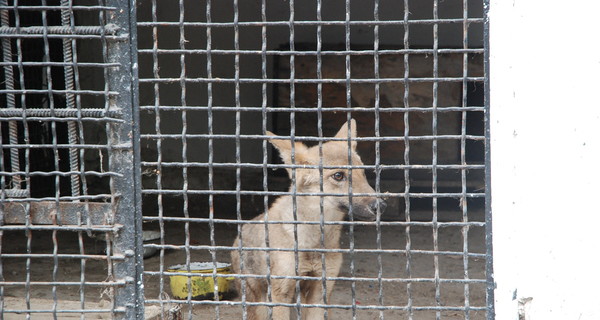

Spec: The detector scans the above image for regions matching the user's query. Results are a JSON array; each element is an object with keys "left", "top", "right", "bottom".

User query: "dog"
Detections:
[{"left": 230, "top": 119, "right": 387, "bottom": 320}]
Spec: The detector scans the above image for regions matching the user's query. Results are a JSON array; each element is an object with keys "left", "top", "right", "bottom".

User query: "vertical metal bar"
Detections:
[
  {"left": 343, "top": 1, "right": 357, "bottom": 319},
  {"left": 128, "top": 0, "right": 144, "bottom": 315},
  {"left": 461, "top": 0, "right": 472, "bottom": 319},
  {"left": 431, "top": 1, "right": 441, "bottom": 319},
  {"left": 149, "top": 0, "right": 166, "bottom": 316},
  {"left": 96, "top": 6, "right": 117, "bottom": 316},
  {"left": 69, "top": 3, "right": 91, "bottom": 318},
  {"left": 0, "top": 0, "right": 22, "bottom": 194},
  {"left": 483, "top": 0, "right": 495, "bottom": 319},
  {"left": 260, "top": 1, "right": 274, "bottom": 319},
  {"left": 373, "top": 1, "right": 384, "bottom": 319},
  {"left": 52, "top": 217, "right": 59, "bottom": 320},
  {"left": 57, "top": 5, "right": 77, "bottom": 319},
  {"left": 59, "top": 0, "right": 81, "bottom": 199},
  {"left": 287, "top": 1, "right": 302, "bottom": 318},
  {"left": 233, "top": 0, "right": 248, "bottom": 319},
  {"left": 14, "top": 0, "right": 30, "bottom": 199},
  {"left": 103, "top": 0, "right": 144, "bottom": 318},
  {"left": 178, "top": 1, "right": 193, "bottom": 318},
  {"left": 10, "top": 3, "right": 33, "bottom": 317},
  {"left": 315, "top": 1, "right": 329, "bottom": 319},
  {"left": 205, "top": 0, "right": 222, "bottom": 319},
  {"left": 402, "top": 1, "right": 413, "bottom": 319},
  {"left": 40, "top": 3, "right": 60, "bottom": 319},
  {"left": 0, "top": 121, "right": 5, "bottom": 319}
]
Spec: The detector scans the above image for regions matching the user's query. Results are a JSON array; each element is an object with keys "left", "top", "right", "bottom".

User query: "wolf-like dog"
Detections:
[{"left": 231, "top": 119, "right": 387, "bottom": 320}]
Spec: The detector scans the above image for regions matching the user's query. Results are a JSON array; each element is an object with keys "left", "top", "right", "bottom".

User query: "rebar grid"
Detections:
[
  {"left": 138, "top": 0, "right": 488, "bottom": 319},
  {"left": 0, "top": 1, "right": 141, "bottom": 319}
]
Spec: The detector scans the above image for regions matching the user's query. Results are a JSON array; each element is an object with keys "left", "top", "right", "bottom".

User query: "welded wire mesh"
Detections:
[
  {"left": 138, "top": 0, "right": 489, "bottom": 320},
  {"left": 0, "top": 1, "right": 140, "bottom": 319}
]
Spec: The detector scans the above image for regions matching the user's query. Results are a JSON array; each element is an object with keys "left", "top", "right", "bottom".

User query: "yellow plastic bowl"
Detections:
[{"left": 168, "top": 262, "right": 234, "bottom": 300}]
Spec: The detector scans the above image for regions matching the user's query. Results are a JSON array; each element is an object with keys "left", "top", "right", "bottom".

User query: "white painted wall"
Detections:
[{"left": 490, "top": 1, "right": 600, "bottom": 319}]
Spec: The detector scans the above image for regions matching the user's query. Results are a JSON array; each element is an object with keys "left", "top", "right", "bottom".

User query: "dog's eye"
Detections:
[{"left": 332, "top": 172, "right": 346, "bottom": 181}]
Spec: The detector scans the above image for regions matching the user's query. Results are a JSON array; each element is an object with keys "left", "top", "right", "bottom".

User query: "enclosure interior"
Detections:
[
  {"left": 0, "top": 0, "right": 489, "bottom": 319},
  {"left": 137, "top": 0, "right": 487, "bottom": 319}
]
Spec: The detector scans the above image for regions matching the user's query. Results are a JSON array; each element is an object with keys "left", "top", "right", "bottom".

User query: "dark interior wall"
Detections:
[
  {"left": 135, "top": 0, "right": 485, "bottom": 165},
  {"left": 134, "top": 0, "right": 485, "bottom": 219}
]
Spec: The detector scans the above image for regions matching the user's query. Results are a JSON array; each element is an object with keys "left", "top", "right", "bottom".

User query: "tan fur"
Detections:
[{"left": 231, "top": 119, "right": 386, "bottom": 320}]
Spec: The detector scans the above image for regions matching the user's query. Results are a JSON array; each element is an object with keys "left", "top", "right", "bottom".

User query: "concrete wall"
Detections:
[{"left": 490, "top": 0, "right": 600, "bottom": 319}]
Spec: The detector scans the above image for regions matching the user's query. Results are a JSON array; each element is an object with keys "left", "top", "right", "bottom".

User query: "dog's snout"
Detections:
[{"left": 370, "top": 199, "right": 387, "bottom": 213}]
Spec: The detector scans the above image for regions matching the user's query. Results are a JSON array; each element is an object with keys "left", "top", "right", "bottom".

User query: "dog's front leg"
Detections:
[
  {"left": 270, "top": 251, "right": 298, "bottom": 320},
  {"left": 300, "top": 252, "right": 343, "bottom": 320},
  {"left": 271, "top": 277, "right": 296, "bottom": 320},
  {"left": 300, "top": 280, "right": 326, "bottom": 320}
]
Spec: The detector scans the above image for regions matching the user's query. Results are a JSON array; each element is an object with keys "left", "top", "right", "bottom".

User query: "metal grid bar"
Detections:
[
  {"left": 0, "top": 25, "right": 119, "bottom": 35},
  {"left": 137, "top": 48, "right": 485, "bottom": 56},
  {"left": 136, "top": 18, "right": 485, "bottom": 27},
  {"left": 139, "top": 77, "right": 485, "bottom": 84},
  {"left": 137, "top": 0, "right": 490, "bottom": 319}
]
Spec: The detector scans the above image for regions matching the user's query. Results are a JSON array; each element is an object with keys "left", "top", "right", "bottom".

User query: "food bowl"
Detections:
[{"left": 168, "top": 262, "right": 234, "bottom": 300}]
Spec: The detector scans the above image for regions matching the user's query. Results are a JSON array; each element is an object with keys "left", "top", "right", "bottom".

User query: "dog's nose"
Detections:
[{"left": 369, "top": 199, "right": 387, "bottom": 213}]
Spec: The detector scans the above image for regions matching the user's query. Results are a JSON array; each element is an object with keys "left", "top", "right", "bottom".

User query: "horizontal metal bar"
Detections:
[
  {"left": 0, "top": 116, "right": 123, "bottom": 123},
  {"left": 0, "top": 170, "right": 121, "bottom": 178},
  {"left": 145, "top": 270, "right": 486, "bottom": 284},
  {"left": 0, "top": 225, "right": 120, "bottom": 232},
  {"left": 1, "top": 201, "right": 115, "bottom": 225},
  {"left": 139, "top": 105, "right": 486, "bottom": 113},
  {"left": 0, "top": 280, "right": 128, "bottom": 287},
  {"left": 0, "top": 61, "right": 120, "bottom": 68},
  {"left": 136, "top": 18, "right": 484, "bottom": 28},
  {"left": 140, "top": 161, "right": 485, "bottom": 171},
  {"left": 0, "top": 308, "right": 124, "bottom": 314},
  {"left": 140, "top": 189, "right": 485, "bottom": 198},
  {"left": 0, "top": 253, "right": 126, "bottom": 261},
  {"left": 140, "top": 133, "right": 485, "bottom": 141},
  {"left": 0, "top": 143, "right": 129, "bottom": 150},
  {"left": 0, "top": 108, "right": 122, "bottom": 119},
  {"left": 141, "top": 216, "right": 486, "bottom": 228},
  {"left": 0, "top": 5, "right": 117, "bottom": 11},
  {"left": 0, "top": 25, "right": 119, "bottom": 36},
  {"left": 145, "top": 299, "right": 486, "bottom": 312},
  {"left": 4, "top": 195, "right": 114, "bottom": 202},
  {"left": 137, "top": 48, "right": 485, "bottom": 56},
  {"left": 0, "top": 33, "right": 125, "bottom": 40},
  {"left": 145, "top": 243, "right": 486, "bottom": 258},
  {"left": 139, "top": 76, "right": 485, "bottom": 84},
  {"left": 0, "top": 89, "right": 118, "bottom": 96}
]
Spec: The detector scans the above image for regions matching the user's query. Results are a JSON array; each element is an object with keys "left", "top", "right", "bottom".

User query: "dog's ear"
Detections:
[
  {"left": 266, "top": 131, "right": 309, "bottom": 165},
  {"left": 334, "top": 119, "right": 357, "bottom": 150}
]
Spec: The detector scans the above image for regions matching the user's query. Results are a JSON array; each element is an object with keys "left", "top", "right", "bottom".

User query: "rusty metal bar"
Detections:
[{"left": 103, "top": 0, "right": 144, "bottom": 319}]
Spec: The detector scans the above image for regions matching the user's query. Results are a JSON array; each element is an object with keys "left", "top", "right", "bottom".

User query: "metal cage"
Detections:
[{"left": 1, "top": 0, "right": 492, "bottom": 319}]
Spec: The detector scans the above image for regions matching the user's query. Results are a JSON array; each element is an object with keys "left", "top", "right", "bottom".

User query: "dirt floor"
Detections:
[{"left": 2, "top": 207, "right": 488, "bottom": 319}]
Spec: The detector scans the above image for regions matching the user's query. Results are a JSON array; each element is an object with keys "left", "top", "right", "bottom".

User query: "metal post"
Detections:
[{"left": 103, "top": 0, "right": 143, "bottom": 318}]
